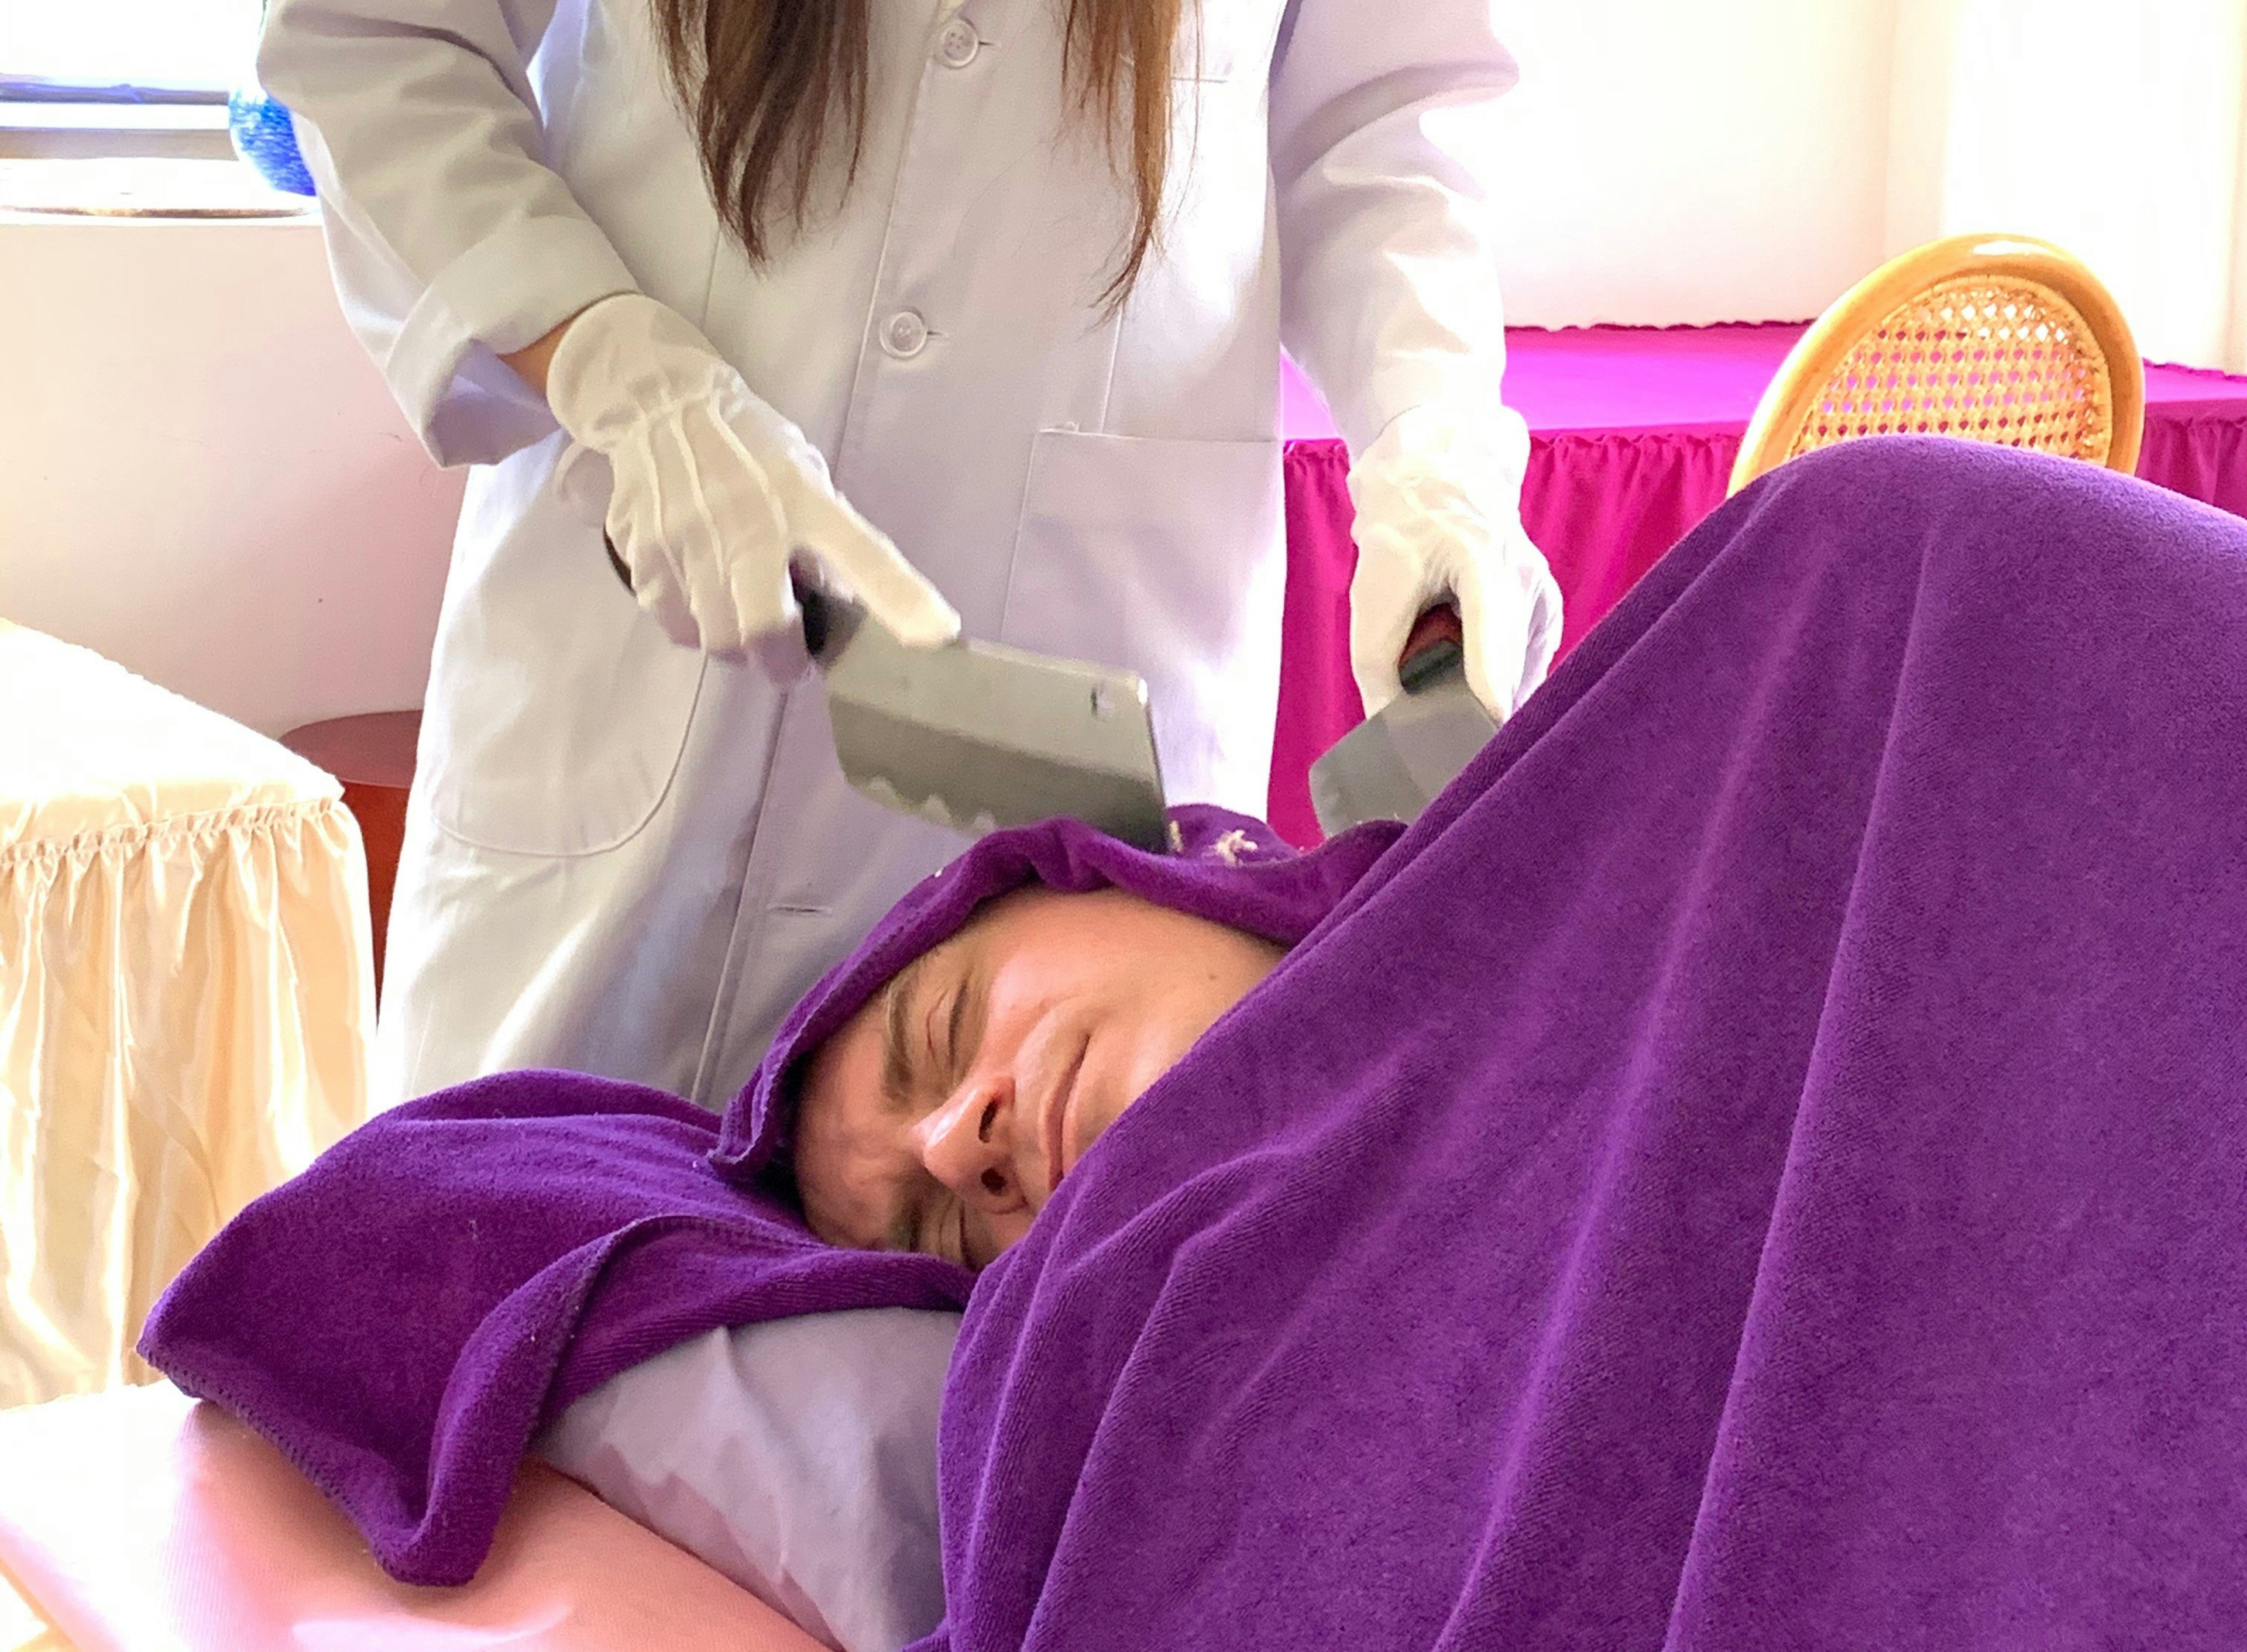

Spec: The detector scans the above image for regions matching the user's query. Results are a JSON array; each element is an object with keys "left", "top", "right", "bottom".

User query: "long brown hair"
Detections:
[{"left": 650, "top": 0, "right": 1187, "bottom": 311}]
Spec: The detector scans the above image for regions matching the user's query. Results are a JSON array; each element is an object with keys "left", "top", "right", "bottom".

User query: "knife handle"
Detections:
[
  {"left": 1397, "top": 604, "right": 1465, "bottom": 694},
  {"left": 794, "top": 580, "right": 833, "bottom": 658},
  {"left": 603, "top": 534, "right": 834, "bottom": 659}
]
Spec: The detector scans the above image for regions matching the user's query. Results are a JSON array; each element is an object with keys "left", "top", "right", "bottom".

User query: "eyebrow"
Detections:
[{"left": 949, "top": 960, "right": 988, "bottom": 1096}]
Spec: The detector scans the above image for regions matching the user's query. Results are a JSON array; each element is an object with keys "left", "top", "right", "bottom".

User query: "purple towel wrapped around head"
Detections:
[
  {"left": 148, "top": 437, "right": 2247, "bottom": 1648},
  {"left": 714, "top": 802, "right": 1402, "bottom": 1183}
]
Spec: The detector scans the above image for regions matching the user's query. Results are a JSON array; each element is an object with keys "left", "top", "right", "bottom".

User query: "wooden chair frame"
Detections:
[{"left": 1729, "top": 233, "right": 2145, "bottom": 495}]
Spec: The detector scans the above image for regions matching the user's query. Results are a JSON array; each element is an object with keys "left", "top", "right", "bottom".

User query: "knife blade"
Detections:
[
  {"left": 604, "top": 538, "right": 1170, "bottom": 849},
  {"left": 1308, "top": 609, "right": 1496, "bottom": 837}
]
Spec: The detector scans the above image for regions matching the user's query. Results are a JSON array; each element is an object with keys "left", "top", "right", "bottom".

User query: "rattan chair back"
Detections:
[{"left": 1729, "top": 233, "right": 2144, "bottom": 494}]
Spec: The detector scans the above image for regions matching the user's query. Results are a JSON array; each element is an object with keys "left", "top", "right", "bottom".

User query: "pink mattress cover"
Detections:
[{"left": 0, "top": 1383, "right": 826, "bottom": 1652}]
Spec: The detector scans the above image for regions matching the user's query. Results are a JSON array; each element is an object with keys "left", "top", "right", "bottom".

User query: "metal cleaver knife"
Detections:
[
  {"left": 1309, "top": 610, "right": 1496, "bottom": 837},
  {"left": 604, "top": 539, "right": 1170, "bottom": 849}
]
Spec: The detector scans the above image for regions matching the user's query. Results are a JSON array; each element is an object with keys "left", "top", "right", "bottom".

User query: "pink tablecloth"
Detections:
[{"left": 1269, "top": 322, "right": 2247, "bottom": 844}]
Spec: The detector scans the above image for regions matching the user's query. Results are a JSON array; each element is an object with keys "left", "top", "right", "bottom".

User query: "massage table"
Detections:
[{"left": 0, "top": 1385, "right": 824, "bottom": 1652}]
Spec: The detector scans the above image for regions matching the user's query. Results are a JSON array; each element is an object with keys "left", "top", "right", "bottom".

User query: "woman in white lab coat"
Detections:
[{"left": 259, "top": 0, "right": 1562, "bottom": 1108}]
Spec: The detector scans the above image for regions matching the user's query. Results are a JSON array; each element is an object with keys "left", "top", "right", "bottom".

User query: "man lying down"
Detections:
[{"left": 145, "top": 438, "right": 2247, "bottom": 1651}]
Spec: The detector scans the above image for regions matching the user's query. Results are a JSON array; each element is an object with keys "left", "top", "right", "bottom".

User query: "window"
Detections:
[{"left": 1, "top": 0, "right": 263, "bottom": 102}]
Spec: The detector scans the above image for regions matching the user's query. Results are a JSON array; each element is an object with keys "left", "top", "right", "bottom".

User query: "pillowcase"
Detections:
[{"left": 537, "top": 1307, "right": 960, "bottom": 1652}]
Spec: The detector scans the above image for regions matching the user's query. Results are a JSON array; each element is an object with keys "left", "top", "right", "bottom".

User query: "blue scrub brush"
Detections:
[{"left": 227, "top": 80, "right": 317, "bottom": 197}]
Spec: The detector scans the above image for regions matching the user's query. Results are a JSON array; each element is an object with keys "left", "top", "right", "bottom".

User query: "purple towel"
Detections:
[
  {"left": 147, "top": 438, "right": 2247, "bottom": 1645},
  {"left": 892, "top": 439, "right": 2247, "bottom": 1649},
  {"left": 136, "top": 1075, "right": 970, "bottom": 1584}
]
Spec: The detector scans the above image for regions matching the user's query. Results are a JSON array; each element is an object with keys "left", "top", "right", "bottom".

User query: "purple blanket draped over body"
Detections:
[{"left": 146, "top": 438, "right": 2247, "bottom": 1646}]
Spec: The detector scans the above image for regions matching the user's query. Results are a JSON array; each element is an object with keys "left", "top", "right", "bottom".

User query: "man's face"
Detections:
[{"left": 792, "top": 887, "right": 1284, "bottom": 1268}]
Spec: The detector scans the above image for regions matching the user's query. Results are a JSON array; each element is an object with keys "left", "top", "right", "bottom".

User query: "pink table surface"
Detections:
[
  {"left": 1269, "top": 323, "right": 2247, "bottom": 844},
  {"left": 1281, "top": 322, "right": 2247, "bottom": 439}
]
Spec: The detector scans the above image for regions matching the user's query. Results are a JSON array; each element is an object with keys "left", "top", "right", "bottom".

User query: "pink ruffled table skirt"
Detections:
[{"left": 1269, "top": 322, "right": 2247, "bottom": 844}]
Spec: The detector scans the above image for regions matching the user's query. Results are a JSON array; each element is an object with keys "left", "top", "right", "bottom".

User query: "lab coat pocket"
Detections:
[
  {"left": 1002, "top": 429, "right": 1285, "bottom": 815},
  {"left": 420, "top": 450, "right": 707, "bottom": 858}
]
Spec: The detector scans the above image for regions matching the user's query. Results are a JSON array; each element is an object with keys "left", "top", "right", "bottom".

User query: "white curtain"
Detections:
[
  {"left": 1480, "top": 0, "right": 2247, "bottom": 370},
  {"left": 1885, "top": 0, "right": 2247, "bottom": 370}
]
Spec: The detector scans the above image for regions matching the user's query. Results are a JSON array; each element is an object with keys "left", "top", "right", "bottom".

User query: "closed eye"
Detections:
[
  {"left": 945, "top": 980, "right": 969, "bottom": 1083},
  {"left": 909, "top": 1189, "right": 972, "bottom": 1268},
  {"left": 944, "top": 966, "right": 989, "bottom": 1093}
]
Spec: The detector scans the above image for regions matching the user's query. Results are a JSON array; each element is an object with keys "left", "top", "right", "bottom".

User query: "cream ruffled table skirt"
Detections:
[{"left": 0, "top": 622, "right": 374, "bottom": 1409}]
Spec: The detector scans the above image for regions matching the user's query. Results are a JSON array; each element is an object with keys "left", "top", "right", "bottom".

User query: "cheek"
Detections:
[
  {"left": 1106, "top": 986, "right": 1217, "bottom": 1100},
  {"left": 1161, "top": 963, "right": 1243, "bottom": 1035},
  {"left": 1123, "top": 956, "right": 1272, "bottom": 1082}
]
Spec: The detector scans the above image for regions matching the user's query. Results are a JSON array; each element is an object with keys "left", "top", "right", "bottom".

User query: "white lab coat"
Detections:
[{"left": 260, "top": 0, "right": 1526, "bottom": 1107}]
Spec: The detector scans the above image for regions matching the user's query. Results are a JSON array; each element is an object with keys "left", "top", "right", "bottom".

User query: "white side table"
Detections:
[{"left": 0, "top": 622, "right": 374, "bottom": 1407}]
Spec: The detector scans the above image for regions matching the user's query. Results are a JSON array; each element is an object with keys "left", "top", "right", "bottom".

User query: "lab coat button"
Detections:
[
  {"left": 936, "top": 19, "right": 981, "bottom": 67},
  {"left": 881, "top": 310, "right": 929, "bottom": 358}
]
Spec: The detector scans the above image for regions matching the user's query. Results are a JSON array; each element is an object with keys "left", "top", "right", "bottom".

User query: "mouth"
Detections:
[{"left": 1042, "top": 1035, "right": 1088, "bottom": 1201}]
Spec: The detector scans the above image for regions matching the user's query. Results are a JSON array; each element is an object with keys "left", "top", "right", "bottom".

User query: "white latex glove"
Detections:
[
  {"left": 1346, "top": 403, "right": 1563, "bottom": 721},
  {"left": 546, "top": 292, "right": 959, "bottom": 668}
]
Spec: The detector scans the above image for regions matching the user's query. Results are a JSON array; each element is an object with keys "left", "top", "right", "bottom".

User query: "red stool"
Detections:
[{"left": 279, "top": 711, "right": 421, "bottom": 995}]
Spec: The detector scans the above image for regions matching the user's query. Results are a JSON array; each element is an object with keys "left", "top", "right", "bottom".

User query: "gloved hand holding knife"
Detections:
[
  {"left": 1346, "top": 401, "right": 1563, "bottom": 723},
  {"left": 1313, "top": 398, "right": 1564, "bottom": 835},
  {"left": 537, "top": 294, "right": 1169, "bottom": 849},
  {"left": 542, "top": 292, "right": 961, "bottom": 676}
]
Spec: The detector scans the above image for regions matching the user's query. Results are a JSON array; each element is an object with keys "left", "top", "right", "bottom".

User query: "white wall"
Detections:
[
  {"left": 1, "top": 213, "right": 461, "bottom": 737},
  {"left": 1487, "top": 0, "right": 1901, "bottom": 328},
  {"left": 1887, "top": 0, "right": 2247, "bottom": 369}
]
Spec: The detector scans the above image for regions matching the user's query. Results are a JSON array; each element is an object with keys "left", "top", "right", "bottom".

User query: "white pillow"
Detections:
[{"left": 537, "top": 1308, "right": 959, "bottom": 1652}]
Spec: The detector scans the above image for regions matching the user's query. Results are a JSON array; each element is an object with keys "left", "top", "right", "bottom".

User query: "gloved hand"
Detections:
[
  {"left": 545, "top": 292, "right": 960, "bottom": 668},
  {"left": 1346, "top": 403, "right": 1562, "bottom": 721}
]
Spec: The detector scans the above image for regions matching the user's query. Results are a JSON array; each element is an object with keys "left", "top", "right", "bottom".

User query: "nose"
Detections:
[{"left": 911, "top": 1072, "right": 1023, "bottom": 1212}]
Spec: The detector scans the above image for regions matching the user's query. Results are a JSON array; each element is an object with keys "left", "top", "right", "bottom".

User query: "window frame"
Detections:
[{"left": 0, "top": 0, "right": 261, "bottom": 158}]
